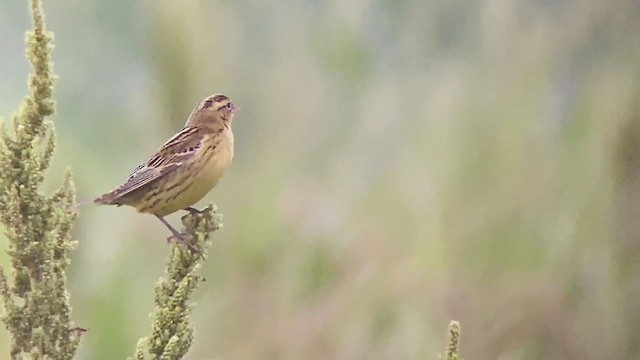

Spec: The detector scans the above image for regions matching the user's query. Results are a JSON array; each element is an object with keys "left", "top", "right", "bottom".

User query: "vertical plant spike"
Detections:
[
  {"left": 0, "top": 0, "right": 82, "bottom": 359},
  {"left": 446, "top": 321, "right": 461, "bottom": 360},
  {"left": 130, "top": 205, "right": 222, "bottom": 360},
  {"left": 438, "top": 320, "right": 463, "bottom": 360}
]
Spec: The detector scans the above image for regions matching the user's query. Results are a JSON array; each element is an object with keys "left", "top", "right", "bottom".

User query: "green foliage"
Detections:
[
  {"left": 130, "top": 205, "right": 222, "bottom": 360},
  {"left": 0, "top": 0, "right": 81, "bottom": 358}
]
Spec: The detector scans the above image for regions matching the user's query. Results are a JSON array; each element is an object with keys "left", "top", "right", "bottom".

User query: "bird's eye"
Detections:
[{"left": 226, "top": 103, "right": 233, "bottom": 109}]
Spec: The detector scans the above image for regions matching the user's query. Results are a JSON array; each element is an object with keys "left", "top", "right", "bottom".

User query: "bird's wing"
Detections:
[{"left": 96, "top": 126, "right": 205, "bottom": 203}]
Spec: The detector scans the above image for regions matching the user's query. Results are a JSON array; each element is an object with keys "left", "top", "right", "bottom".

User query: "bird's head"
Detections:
[{"left": 187, "top": 94, "right": 239, "bottom": 128}]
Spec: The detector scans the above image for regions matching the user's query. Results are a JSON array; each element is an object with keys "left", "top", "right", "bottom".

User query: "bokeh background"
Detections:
[{"left": 1, "top": 0, "right": 640, "bottom": 359}]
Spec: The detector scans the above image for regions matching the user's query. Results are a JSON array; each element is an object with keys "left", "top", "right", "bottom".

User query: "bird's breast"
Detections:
[
  {"left": 199, "top": 130, "right": 234, "bottom": 186},
  {"left": 149, "top": 130, "right": 234, "bottom": 216}
]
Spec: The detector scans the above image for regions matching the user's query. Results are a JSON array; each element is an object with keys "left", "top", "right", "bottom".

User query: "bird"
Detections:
[{"left": 94, "top": 94, "right": 238, "bottom": 249}]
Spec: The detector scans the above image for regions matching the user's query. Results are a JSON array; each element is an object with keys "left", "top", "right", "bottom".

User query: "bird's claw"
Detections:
[
  {"left": 184, "top": 207, "right": 204, "bottom": 215},
  {"left": 166, "top": 233, "right": 203, "bottom": 257}
]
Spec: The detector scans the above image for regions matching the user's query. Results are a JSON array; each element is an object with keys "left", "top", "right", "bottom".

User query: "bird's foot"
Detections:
[
  {"left": 184, "top": 206, "right": 204, "bottom": 215},
  {"left": 156, "top": 214, "right": 203, "bottom": 257},
  {"left": 166, "top": 230, "right": 202, "bottom": 257}
]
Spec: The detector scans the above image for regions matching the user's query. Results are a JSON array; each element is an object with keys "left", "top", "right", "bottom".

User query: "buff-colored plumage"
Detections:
[{"left": 94, "top": 94, "right": 237, "bottom": 246}]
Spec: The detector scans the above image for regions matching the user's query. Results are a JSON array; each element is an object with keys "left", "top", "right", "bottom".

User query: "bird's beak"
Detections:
[{"left": 231, "top": 104, "right": 240, "bottom": 113}]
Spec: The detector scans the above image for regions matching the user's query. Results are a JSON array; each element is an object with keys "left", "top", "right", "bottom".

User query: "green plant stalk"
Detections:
[
  {"left": 438, "top": 320, "right": 462, "bottom": 360},
  {"left": 0, "top": 0, "right": 82, "bottom": 359},
  {"left": 130, "top": 205, "right": 222, "bottom": 360}
]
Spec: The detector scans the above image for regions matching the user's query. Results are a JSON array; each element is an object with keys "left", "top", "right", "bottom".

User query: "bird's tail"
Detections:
[
  {"left": 92, "top": 193, "right": 114, "bottom": 205},
  {"left": 92, "top": 190, "right": 125, "bottom": 206},
  {"left": 69, "top": 198, "right": 94, "bottom": 213},
  {"left": 70, "top": 192, "right": 117, "bottom": 212}
]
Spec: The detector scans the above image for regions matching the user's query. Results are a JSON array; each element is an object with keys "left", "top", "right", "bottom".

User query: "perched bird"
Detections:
[{"left": 94, "top": 94, "right": 238, "bottom": 248}]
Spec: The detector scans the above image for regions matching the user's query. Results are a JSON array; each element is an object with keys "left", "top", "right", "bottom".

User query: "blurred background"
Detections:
[{"left": 1, "top": 0, "right": 640, "bottom": 359}]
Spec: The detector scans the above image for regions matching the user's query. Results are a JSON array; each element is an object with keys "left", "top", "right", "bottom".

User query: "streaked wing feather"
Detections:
[
  {"left": 109, "top": 126, "right": 204, "bottom": 200},
  {"left": 109, "top": 164, "right": 180, "bottom": 199}
]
